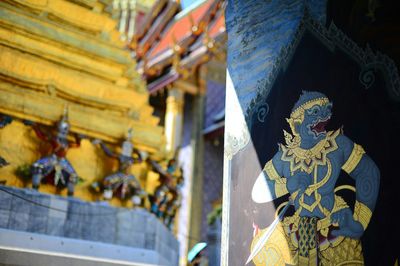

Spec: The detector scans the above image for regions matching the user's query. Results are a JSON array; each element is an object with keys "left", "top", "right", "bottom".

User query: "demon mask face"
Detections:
[{"left": 287, "top": 91, "right": 333, "bottom": 145}]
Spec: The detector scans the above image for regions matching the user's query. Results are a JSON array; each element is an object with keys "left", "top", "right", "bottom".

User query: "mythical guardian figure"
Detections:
[
  {"left": 249, "top": 91, "right": 380, "bottom": 265},
  {"left": 149, "top": 158, "right": 178, "bottom": 218},
  {"left": 94, "top": 129, "right": 146, "bottom": 206},
  {"left": 31, "top": 108, "right": 80, "bottom": 196},
  {"left": 163, "top": 172, "right": 183, "bottom": 229}
]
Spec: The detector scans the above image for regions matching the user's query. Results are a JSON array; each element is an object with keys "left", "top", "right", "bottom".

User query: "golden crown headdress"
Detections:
[
  {"left": 290, "top": 97, "right": 329, "bottom": 119},
  {"left": 286, "top": 97, "right": 329, "bottom": 136}
]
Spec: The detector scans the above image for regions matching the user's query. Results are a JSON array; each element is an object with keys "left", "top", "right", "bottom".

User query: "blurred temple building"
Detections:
[
  {"left": 0, "top": 0, "right": 225, "bottom": 265},
  {"left": 130, "top": 0, "right": 226, "bottom": 264}
]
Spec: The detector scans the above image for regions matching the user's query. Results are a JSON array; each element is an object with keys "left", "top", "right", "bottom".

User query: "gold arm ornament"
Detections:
[
  {"left": 263, "top": 160, "right": 281, "bottom": 180},
  {"left": 264, "top": 160, "right": 288, "bottom": 197},
  {"left": 353, "top": 201, "right": 372, "bottom": 230},
  {"left": 342, "top": 143, "right": 365, "bottom": 174},
  {"left": 275, "top": 180, "right": 288, "bottom": 198}
]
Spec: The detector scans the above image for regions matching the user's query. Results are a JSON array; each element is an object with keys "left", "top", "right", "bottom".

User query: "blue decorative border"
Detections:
[{"left": 245, "top": 8, "right": 400, "bottom": 129}]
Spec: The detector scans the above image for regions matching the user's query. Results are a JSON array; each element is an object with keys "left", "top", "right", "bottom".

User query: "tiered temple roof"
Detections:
[
  {"left": 0, "top": 0, "right": 164, "bottom": 154},
  {"left": 132, "top": 0, "right": 226, "bottom": 94}
]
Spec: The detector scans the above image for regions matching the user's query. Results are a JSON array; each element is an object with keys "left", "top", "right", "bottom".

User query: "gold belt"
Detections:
[{"left": 284, "top": 194, "right": 349, "bottom": 237}]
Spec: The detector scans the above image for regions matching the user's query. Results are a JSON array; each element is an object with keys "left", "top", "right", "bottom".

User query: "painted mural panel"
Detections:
[{"left": 223, "top": 8, "right": 399, "bottom": 266}]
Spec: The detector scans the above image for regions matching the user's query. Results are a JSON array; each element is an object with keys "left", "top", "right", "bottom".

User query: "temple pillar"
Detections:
[
  {"left": 188, "top": 66, "right": 206, "bottom": 251},
  {"left": 165, "top": 88, "right": 184, "bottom": 158}
]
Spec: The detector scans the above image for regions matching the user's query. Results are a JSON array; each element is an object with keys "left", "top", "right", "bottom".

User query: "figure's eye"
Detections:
[{"left": 307, "top": 105, "right": 320, "bottom": 115}]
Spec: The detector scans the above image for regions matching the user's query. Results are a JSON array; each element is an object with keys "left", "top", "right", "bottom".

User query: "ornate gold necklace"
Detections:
[
  {"left": 280, "top": 129, "right": 340, "bottom": 175},
  {"left": 280, "top": 129, "right": 341, "bottom": 213}
]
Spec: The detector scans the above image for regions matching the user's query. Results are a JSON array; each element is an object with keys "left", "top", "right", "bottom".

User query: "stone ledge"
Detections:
[
  {"left": 0, "top": 186, "right": 179, "bottom": 265},
  {"left": 0, "top": 228, "right": 166, "bottom": 266}
]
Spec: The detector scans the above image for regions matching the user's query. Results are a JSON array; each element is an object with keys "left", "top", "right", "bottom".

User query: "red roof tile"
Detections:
[{"left": 149, "top": 0, "right": 215, "bottom": 58}]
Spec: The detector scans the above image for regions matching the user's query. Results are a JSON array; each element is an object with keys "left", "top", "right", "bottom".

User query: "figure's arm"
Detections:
[
  {"left": 332, "top": 135, "right": 380, "bottom": 238},
  {"left": 251, "top": 151, "right": 288, "bottom": 203},
  {"left": 149, "top": 159, "right": 171, "bottom": 178},
  {"left": 32, "top": 124, "right": 50, "bottom": 142},
  {"left": 69, "top": 134, "right": 82, "bottom": 148},
  {"left": 132, "top": 149, "right": 143, "bottom": 163},
  {"left": 342, "top": 139, "right": 380, "bottom": 230},
  {"left": 98, "top": 142, "right": 117, "bottom": 158}
]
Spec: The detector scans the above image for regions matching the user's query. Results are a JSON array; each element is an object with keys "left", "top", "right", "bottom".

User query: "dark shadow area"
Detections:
[{"left": 327, "top": 0, "right": 400, "bottom": 68}]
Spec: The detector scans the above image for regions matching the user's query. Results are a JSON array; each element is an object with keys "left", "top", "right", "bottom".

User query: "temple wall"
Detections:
[{"left": 0, "top": 185, "right": 179, "bottom": 265}]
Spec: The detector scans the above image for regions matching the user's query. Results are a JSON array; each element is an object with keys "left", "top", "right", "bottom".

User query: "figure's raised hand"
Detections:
[{"left": 331, "top": 208, "right": 364, "bottom": 239}]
